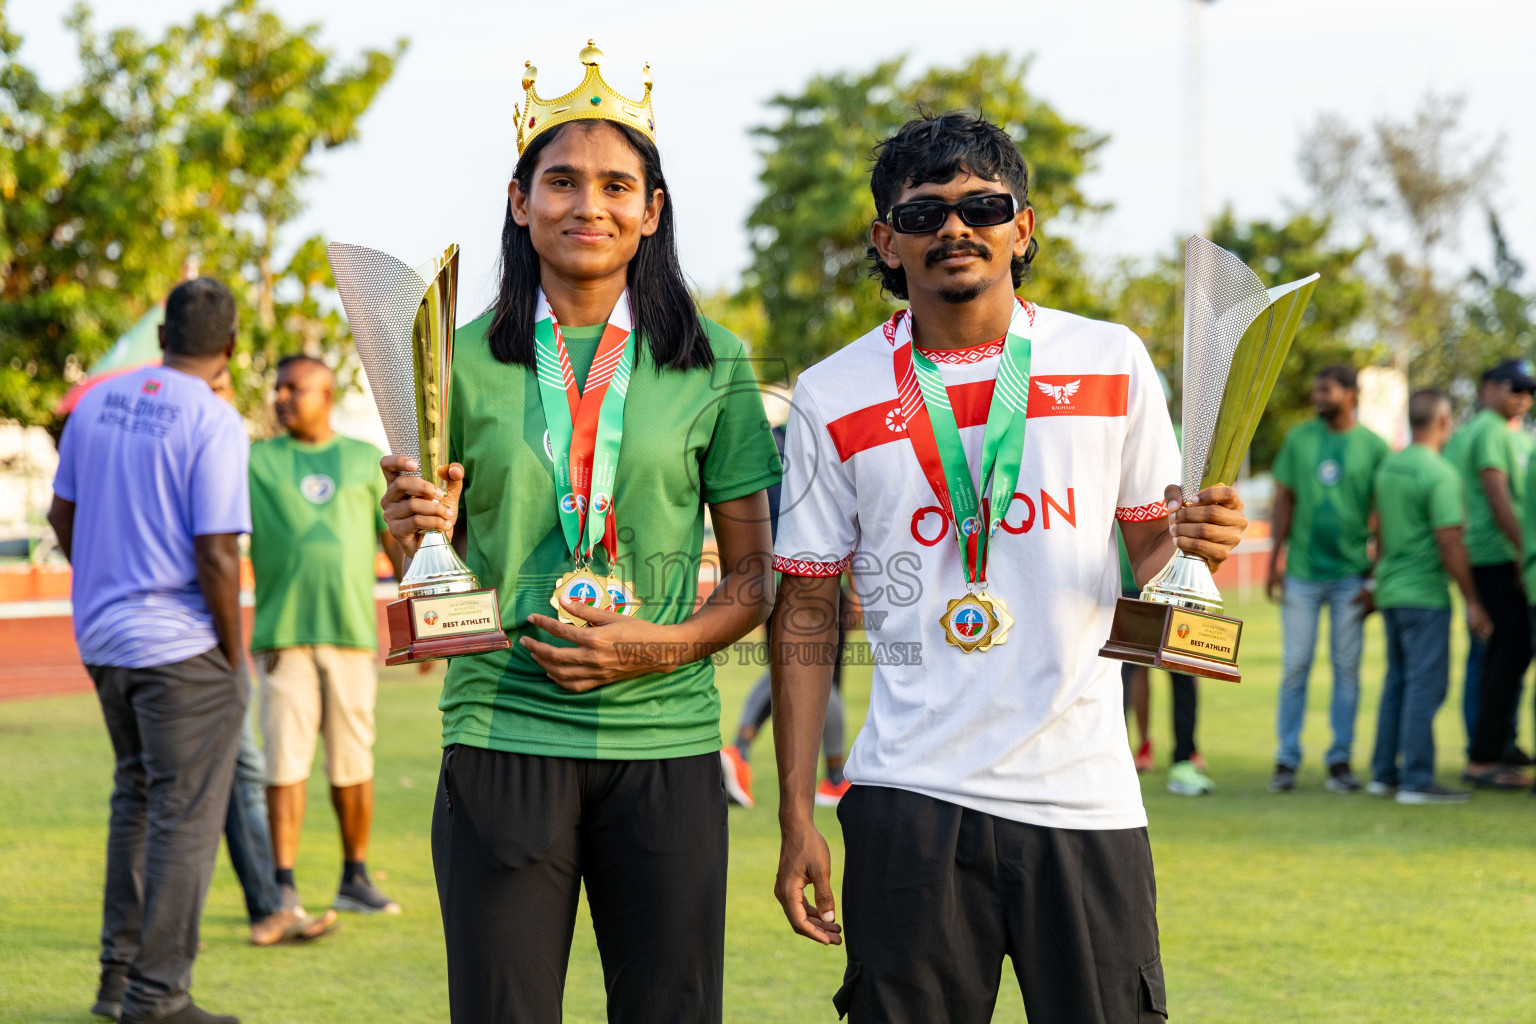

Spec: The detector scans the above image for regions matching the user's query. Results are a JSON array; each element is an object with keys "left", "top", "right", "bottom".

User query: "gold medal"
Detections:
[
  {"left": 940, "top": 592, "right": 1011, "bottom": 653},
  {"left": 978, "top": 592, "right": 1012, "bottom": 650},
  {"left": 551, "top": 567, "right": 609, "bottom": 627},
  {"left": 603, "top": 575, "right": 641, "bottom": 617}
]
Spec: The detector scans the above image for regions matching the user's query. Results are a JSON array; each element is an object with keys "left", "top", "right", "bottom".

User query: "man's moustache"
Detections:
[{"left": 925, "top": 242, "right": 991, "bottom": 267}]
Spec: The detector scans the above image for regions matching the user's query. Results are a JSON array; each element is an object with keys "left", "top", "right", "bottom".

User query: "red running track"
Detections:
[
  {"left": 1, "top": 554, "right": 1264, "bottom": 703},
  {"left": 0, "top": 603, "right": 392, "bottom": 702}
]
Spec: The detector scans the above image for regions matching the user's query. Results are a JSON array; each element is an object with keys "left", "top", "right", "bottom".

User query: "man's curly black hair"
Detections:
[{"left": 866, "top": 111, "right": 1039, "bottom": 300}]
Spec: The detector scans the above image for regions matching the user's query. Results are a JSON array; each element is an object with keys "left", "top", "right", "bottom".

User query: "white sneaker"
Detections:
[
  {"left": 1166, "top": 760, "right": 1215, "bottom": 796},
  {"left": 1365, "top": 780, "right": 1395, "bottom": 797},
  {"left": 1396, "top": 785, "right": 1470, "bottom": 805}
]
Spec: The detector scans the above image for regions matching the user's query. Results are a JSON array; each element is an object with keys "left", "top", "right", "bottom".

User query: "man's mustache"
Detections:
[{"left": 925, "top": 241, "right": 992, "bottom": 267}]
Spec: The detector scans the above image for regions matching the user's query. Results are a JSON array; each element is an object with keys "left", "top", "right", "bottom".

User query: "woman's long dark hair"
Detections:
[{"left": 485, "top": 120, "right": 714, "bottom": 371}]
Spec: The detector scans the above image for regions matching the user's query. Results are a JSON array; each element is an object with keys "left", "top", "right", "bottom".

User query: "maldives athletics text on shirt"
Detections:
[
  {"left": 53, "top": 364, "right": 251, "bottom": 669},
  {"left": 440, "top": 313, "right": 782, "bottom": 760},
  {"left": 773, "top": 302, "right": 1181, "bottom": 831}
]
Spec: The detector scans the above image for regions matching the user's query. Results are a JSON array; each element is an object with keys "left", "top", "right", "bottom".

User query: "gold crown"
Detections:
[{"left": 516, "top": 40, "right": 655, "bottom": 155}]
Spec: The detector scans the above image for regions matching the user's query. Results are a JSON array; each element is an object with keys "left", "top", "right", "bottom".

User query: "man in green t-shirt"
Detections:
[
  {"left": 1368, "top": 390, "right": 1491, "bottom": 803},
  {"left": 1266, "top": 365, "right": 1390, "bottom": 794},
  {"left": 1453, "top": 358, "right": 1536, "bottom": 788},
  {"left": 250, "top": 355, "right": 404, "bottom": 917}
]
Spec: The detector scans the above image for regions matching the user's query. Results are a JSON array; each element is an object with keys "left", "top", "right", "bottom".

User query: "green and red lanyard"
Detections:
[
  {"left": 891, "top": 298, "right": 1033, "bottom": 589},
  {"left": 532, "top": 288, "right": 633, "bottom": 570}
]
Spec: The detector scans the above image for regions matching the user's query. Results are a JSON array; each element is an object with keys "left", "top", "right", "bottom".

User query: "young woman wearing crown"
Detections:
[{"left": 379, "top": 41, "right": 780, "bottom": 1024}]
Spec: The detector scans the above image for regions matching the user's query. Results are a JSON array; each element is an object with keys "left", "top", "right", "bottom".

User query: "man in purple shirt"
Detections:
[{"left": 50, "top": 278, "right": 250, "bottom": 1024}]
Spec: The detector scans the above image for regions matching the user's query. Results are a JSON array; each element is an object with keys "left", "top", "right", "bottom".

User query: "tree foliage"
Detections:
[
  {"left": 741, "top": 53, "right": 1109, "bottom": 374},
  {"left": 1297, "top": 93, "right": 1530, "bottom": 399},
  {"left": 735, "top": 58, "right": 1534, "bottom": 470},
  {"left": 0, "top": 0, "right": 403, "bottom": 430},
  {"left": 1463, "top": 212, "right": 1535, "bottom": 357}
]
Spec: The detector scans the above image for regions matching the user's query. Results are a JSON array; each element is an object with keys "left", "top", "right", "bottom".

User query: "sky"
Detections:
[{"left": 12, "top": 0, "right": 1536, "bottom": 321}]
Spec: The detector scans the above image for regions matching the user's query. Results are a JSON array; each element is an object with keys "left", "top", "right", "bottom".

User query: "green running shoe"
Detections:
[{"left": 1167, "top": 760, "right": 1215, "bottom": 796}]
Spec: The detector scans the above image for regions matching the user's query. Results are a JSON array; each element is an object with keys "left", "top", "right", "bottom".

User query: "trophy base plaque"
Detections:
[
  {"left": 385, "top": 589, "right": 511, "bottom": 666},
  {"left": 1098, "top": 597, "right": 1243, "bottom": 683}
]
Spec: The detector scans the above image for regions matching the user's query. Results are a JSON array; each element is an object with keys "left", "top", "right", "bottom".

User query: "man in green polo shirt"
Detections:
[
  {"left": 1266, "top": 364, "right": 1390, "bottom": 794},
  {"left": 1454, "top": 359, "right": 1536, "bottom": 788},
  {"left": 1368, "top": 390, "right": 1491, "bottom": 803},
  {"left": 250, "top": 355, "right": 404, "bottom": 917}
]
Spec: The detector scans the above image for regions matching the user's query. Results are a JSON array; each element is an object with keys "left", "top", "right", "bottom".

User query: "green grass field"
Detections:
[{"left": 5, "top": 594, "right": 1536, "bottom": 1023}]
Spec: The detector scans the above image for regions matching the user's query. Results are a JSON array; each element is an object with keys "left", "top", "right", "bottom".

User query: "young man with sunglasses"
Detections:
[{"left": 770, "top": 112, "right": 1247, "bottom": 1023}]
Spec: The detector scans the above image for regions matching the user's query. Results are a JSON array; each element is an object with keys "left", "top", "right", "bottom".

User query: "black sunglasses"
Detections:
[{"left": 885, "top": 193, "right": 1017, "bottom": 234}]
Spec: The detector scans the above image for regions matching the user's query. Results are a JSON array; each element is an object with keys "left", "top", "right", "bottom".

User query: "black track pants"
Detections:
[
  {"left": 431, "top": 745, "right": 728, "bottom": 1024},
  {"left": 835, "top": 785, "right": 1167, "bottom": 1023}
]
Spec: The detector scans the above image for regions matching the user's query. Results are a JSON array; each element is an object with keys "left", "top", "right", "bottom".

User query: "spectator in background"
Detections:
[
  {"left": 1266, "top": 365, "right": 1390, "bottom": 794},
  {"left": 1368, "top": 390, "right": 1491, "bottom": 804},
  {"left": 1456, "top": 359, "right": 1536, "bottom": 789},
  {"left": 210, "top": 363, "right": 341, "bottom": 945},
  {"left": 49, "top": 278, "right": 248, "bottom": 1024},
  {"left": 250, "top": 355, "right": 403, "bottom": 916},
  {"left": 1443, "top": 382, "right": 1490, "bottom": 753},
  {"left": 1446, "top": 363, "right": 1535, "bottom": 766}
]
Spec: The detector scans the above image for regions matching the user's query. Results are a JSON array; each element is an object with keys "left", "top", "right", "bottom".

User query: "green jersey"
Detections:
[
  {"left": 1449, "top": 409, "right": 1530, "bottom": 566},
  {"left": 249, "top": 434, "right": 387, "bottom": 652},
  {"left": 443, "top": 314, "right": 782, "bottom": 759},
  {"left": 1272, "top": 418, "right": 1390, "bottom": 581},
  {"left": 1373, "top": 444, "right": 1464, "bottom": 610}
]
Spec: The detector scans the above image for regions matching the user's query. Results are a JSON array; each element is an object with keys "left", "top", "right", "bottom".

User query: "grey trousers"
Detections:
[{"left": 89, "top": 648, "right": 247, "bottom": 1019}]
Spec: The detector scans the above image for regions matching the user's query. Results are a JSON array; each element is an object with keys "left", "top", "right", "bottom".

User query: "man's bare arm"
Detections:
[
  {"left": 1266, "top": 484, "right": 1295, "bottom": 601},
  {"left": 194, "top": 533, "right": 243, "bottom": 666},
  {"left": 380, "top": 531, "right": 406, "bottom": 582},
  {"left": 771, "top": 572, "right": 843, "bottom": 947},
  {"left": 1120, "top": 485, "right": 1248, "bottom": 589},
  {"left": 47, "top": 497, "right": 75, "bottom": 563},
  {"left": 1435, "top": 525, "right": 1494, "bottom": 641},
  {"left": 1480, "top": 468, "right": 1523, "bottom": 564}
]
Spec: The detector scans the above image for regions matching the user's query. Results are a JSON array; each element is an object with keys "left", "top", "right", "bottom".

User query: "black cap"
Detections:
[{"left": 1483, "top": 358, "right": 1536, "bottom": 393}]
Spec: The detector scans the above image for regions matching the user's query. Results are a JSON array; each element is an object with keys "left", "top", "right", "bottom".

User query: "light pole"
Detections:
[{"left": 1186, "top": 0, "right": 1215, "bottom": 237}]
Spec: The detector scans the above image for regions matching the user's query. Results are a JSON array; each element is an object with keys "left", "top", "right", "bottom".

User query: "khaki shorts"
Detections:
[{"left": 257, "top": 645, "right": 377, "bottom": 788}]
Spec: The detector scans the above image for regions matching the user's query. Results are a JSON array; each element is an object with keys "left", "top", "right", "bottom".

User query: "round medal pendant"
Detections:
[
  {"left": 551, "top": 568, "right": 610, "bottom": 627},
  {"left": 604, "top": 575, "right": 641, "bottom": 617},
  {"left": 940, "top": 593, "right": 1002, "bottom": 654}
]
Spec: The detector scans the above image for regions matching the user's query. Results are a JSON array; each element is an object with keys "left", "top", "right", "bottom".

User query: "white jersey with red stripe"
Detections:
[{"left": 774, "top": 301, "right": 1180, "bottom": 829}]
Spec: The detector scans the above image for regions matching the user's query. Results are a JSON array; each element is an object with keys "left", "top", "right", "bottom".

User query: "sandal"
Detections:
[{"left": 1461, "top": 765, "right": 1531, "bottom": 790}]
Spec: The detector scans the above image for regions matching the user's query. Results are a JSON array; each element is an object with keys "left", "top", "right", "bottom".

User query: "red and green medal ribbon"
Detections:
[
  {"left": 892, "top": 299, "right": 1033, "bottom": 588},
  {"left": 533, "top": 288, "right": 633, "bottom": 569}
]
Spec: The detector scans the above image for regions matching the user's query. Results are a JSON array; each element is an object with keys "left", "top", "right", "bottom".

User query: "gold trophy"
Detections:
[
  {"left": 326, "top": 242, "right": 510, "bottom": 666},
  {"left": 1099, "top": 235, "right": 1319, "bottom": 682}
]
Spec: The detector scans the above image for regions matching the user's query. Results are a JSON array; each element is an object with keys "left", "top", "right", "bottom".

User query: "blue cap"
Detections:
[{"left": 1483, "top": 358, "right": 1536, "bottom": 393}]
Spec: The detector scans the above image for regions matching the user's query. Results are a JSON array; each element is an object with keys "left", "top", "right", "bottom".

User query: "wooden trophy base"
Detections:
[
  {"left": 1098, "top": 596, "right": 1243, "bottom": 683},
  {"left": 385, "top": 589, "right": 511, "bottom": 666}
]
